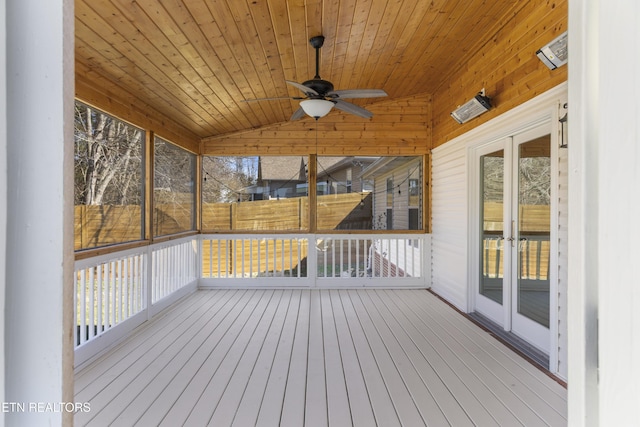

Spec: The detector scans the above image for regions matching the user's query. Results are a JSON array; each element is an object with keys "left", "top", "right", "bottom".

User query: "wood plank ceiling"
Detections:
[{"left": 75, "top": 0, "right": 524, "bottom": 140}]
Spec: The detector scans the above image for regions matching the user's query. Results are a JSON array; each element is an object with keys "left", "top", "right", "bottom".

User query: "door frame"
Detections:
[
  {"left": 510, "top": 124, "right": 555, "bottom": 353},
  {"left": 466, "top": 84, "right": 565, "bottom": 371},
  {"left": 473, "top": 137, "right": 513, "bottom": 327}
]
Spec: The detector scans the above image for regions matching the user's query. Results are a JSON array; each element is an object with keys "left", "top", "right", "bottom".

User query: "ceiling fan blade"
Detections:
[
  {"left": 333, "top": 100, "right": 374, "bottom": 119},
  {"left": 290, "top": 106, "right": 306, "bottom": 121},
  {"left": 326, "top": 89, "right": 388, "bottom": 99},
  {"left": 285, "top": 80, "right": 319, "bottom": 96},
  {"left": 242, "top": 96, "right": 304, "bottom": 102}
]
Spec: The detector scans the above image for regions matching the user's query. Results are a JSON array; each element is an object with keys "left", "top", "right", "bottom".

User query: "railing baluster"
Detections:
[
  {"left": 250, "top": 239, "right": 254, "bottom": 277},
  {"left": 280, "top": 239, "right": 284, "bottom": 276},
  {"left": 536, "top": 239, "right": 542, "bottom": 280},
  {"left": 96, "top": 264, "right": 103, "bottom": 334},
  {"left": 322, "top": 238, "right": 327, "bottom": 278},
  {"left": 79, "top": 269, "right": 86, "bottom": 345},
  {"left": 274, "top": 238, "right": 278, "bottom": 277},
  {"left": 241, "top": 239, "right": 246, "bottom": 278},
  {"left": 88, "top": 266, "right": 95, "bottom": 340}
]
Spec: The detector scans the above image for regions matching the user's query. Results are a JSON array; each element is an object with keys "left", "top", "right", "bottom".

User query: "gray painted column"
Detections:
[{"left": 5, "top": 0, "right": 74, "bottom": 425}]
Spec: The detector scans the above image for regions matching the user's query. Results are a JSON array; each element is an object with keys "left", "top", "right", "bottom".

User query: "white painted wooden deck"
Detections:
[{"left": 74, "top": 289, "right": 567, "bottom": 426}]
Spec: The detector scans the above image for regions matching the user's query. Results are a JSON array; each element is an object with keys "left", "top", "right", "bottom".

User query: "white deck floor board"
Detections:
[
  {"left": 111, "top": 289, "right": 253, "bottom": 426},
  {"left": 236, "top": 289, "right": 300, "bottom": 427},
  {"left": 135, "top": 289, "right": 261, "bottom": 426},
  {"left": 304, "top": 288, "right": 328, "bottom": 427},
  {"left": 329, "top": 290, "right": 377, "bottom": 427},
  {"left": 364, "top": 290, "right": 476, "bottom": 426},
  {"left": 75, "top": 289, "right": 567, "bottom": 426},
  {"left": 77, "top": 289, "right": 250, "bottom": 426},
  {"left": 320, "top": 291, "right": 353, "bottom": 427},
  {"left": 398, "top": 290, "right": 567, "bottom": 425},
  {"left": 74, "top": 289, "right": 223, "bottom": 392},
  {"left": 337, "top": 290, "right": 402, "bottom": 427},
  {"left": 279, "top": 289, "right": 310, "bottom": 427},
  {"left": 380, "top": 289, "right": 515, "bottom": 426},
  {"left": 347, "top": 290, "right": 430, "bottom": 426},
  {"left": 179, "top": 290, "right": 279, "bottom": 426},
  {"left": 74, "top": 289, "right": 238, "bottom": 425}
]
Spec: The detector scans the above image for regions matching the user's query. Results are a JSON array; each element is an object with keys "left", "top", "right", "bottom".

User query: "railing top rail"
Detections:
[
  {"left": 75, "top": 235, "right": 198, "bottom": 269},
  {"left": 201, "top": 233, "right": 428, "bottom": 240}
]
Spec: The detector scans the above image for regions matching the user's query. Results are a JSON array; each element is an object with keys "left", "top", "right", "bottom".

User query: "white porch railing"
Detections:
[
  {"left": 75, "top": 233, "right": 430, "bottom": 365},
  {"left": 482, "top": 233, "right": 550, "bottom": 282},
  {"left": 74, "top": 236, "right": 198, "bottom": 367},
  {"left": 200, "top": 233, "right": 430, "bottom": 288}
]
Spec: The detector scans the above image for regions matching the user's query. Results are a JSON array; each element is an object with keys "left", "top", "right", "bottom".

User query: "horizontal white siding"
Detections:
[{"left": 431, "top": 140, "right": 468, "bottom": 310}]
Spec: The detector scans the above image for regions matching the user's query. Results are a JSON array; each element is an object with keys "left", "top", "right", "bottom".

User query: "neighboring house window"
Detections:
[
  {"left": 386, "top": 177, "right": 394, "bottom": 230},
  {"left": 408, "top": 174, "right": 421, "bottom": 230},
  {"left": 346, "top": 168, "right": 352, "bottom": 193},
  {"left": 154, "top": 137, "right": 196, "bottom": 237},
  {"left": 74, "top": 101, "right": 144, "bottom": 251}
]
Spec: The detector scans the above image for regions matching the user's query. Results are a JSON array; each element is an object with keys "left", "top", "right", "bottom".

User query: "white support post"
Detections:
[
  {"left": 0, "top": 2, "right": 7, "bottom": 423},
  {"left": 4, "top": 0, "right": 75, "bottom": 425}
]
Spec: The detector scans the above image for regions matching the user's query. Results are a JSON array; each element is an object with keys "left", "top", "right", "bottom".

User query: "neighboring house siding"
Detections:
[
  {"left": 372, "top": 158, "right": 422, "bottom": 231},
  {"left": 395, "top": 173, "right": 410, "bottom": 230},
  {"left": 373, "top": 177, "right": 388, "bottom": 229},
  {"left": 431, "top": 140, "right": 468, "bottom": 310}
]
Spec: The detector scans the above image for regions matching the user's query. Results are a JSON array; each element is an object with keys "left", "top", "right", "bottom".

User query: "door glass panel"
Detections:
[
  {"left": 480, "top": 150, "right": 504, "bottom": 304},
  {"left": 517, "top": 136, "right": 551, "bottom": 327}
]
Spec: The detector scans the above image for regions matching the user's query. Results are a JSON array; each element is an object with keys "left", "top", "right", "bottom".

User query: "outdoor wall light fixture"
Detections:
[
  {"left": 559, "top": 102, "right": 568, "bottom": 148},
  {"left": 300, "top": 99, "right": 334, "bottom": 119},
  {"left": 536, "top": 31, "right": 568, "bottom": 70},
  {"left": 451, "top": 89, "right": 492, "bottom": 124}
]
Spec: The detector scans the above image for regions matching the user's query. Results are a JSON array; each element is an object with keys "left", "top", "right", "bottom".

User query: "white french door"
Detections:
[{"left": 475, "top": 123, "right": 553, "bottom": 353}]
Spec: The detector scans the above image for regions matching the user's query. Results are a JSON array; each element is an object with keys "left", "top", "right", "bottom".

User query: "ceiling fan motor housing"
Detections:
[{"left": 302, "top": 78, "right": 334, "bottom": 97}]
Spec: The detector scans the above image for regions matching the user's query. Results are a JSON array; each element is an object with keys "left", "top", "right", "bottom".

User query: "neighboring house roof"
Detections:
[
  {"left": 258, "top": 156, "right": 379, "bottom": 182},
  {"left": 360, "top": 156, "right": 419, "bottom": 179},
  {"left": 258, "top": 156, "right": 307, "bottom": 182},
  {"left": 317, "top": 156, "right": 378, "bottom": 178}
]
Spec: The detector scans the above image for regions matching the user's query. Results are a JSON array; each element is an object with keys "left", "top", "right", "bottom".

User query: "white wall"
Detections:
[
  {"left": 4, "top": 0, "right": 74, "bottom": 425},
  {"left": 568, "top": 1, "right": 640, "bottom": 425},
  {"left": 430, "top": 84, "right": 568, "bottom": 376},
  {"left": 431, "top": 140, "right": 468, "bottom": 310}
]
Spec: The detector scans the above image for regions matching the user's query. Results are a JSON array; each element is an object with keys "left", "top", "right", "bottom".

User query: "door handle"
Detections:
[{"left": 510, "top": 220, "right": 516, "bottom": 247}]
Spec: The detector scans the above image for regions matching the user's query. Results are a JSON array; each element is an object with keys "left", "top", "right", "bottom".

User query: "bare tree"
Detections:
[
  {"left": 74, "top": 102, "right": 143, "bottom": 206},
  {"left": 202, "top": 156, "right": 256, "bottom": 203}
]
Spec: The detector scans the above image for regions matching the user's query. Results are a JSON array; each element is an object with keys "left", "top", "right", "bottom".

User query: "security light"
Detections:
[
  {"left": 451, "top": 90, "right": 492, "bottom": 124},
  {"left": 536, "top": 31, "right": 568, "bottom": 70}
]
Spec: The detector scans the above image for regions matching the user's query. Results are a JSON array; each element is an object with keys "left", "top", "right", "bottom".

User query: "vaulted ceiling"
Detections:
[{"left": 75, "top": 0, "right": 524, "bottom": 139}]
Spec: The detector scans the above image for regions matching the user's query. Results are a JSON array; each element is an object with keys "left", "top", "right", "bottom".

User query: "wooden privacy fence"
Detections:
[
  {"left": 75, "top": 192, "right": 373, "bottom": 249},
  {"left": 201, "top": 237, "right": 309, "bottom": 278},
  {"left": 74, "top": 204, "right": 194, "bottom": 250},
  {"left": 482, "top": 234, "right": 550, "bottom": 282},
  {"left": 202, "top": 192, "right": 372, "bottom": 231}
]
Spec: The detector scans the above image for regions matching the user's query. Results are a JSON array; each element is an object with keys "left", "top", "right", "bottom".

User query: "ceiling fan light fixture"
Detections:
[{"left": 300, "top": 99, "right": 334, "bottom": 119}]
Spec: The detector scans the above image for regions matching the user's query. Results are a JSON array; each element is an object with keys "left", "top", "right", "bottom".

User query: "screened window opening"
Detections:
[
  {"left": 74, "top": 101, "right": 144, "bottom": 251},
  {"left": 154, "top": 137, "right": 196, "bottom": 237},
  {"left": 202, "top": 156, "right": 308, "bottom": 231},
  {"left": 318, "top": 156, "right": 423, "bottom": 231}
]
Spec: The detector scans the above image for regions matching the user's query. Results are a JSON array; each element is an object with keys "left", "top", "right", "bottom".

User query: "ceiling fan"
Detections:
[{"left": 244, "top": 35, "right": 387, "bottom": 120}]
